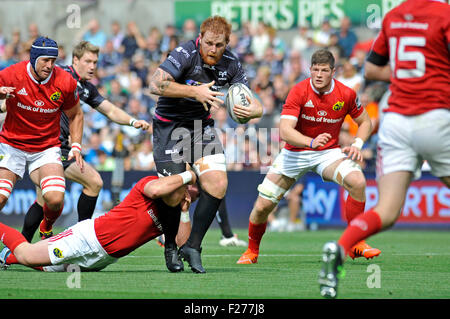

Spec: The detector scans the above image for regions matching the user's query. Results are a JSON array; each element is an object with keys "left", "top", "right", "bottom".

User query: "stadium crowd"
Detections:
[{"left": 0, "top": 17, "right": 388, "bottom": 173}]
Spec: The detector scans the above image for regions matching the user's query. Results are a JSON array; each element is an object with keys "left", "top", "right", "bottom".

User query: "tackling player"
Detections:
[
  {"left": 148, "top": 16, "right": 262, "bottom": 273},
  {"left": 0, "top": 170, "right": 197, "bottom": 272},
  {"left": 237, "top": 49, "right": 380, "bottom": 265},
  {"left": 0, "top": 36, "right": 83, "bottom": 240},
  {"left": 19, "top": 41, "right": 150, "bottom": 242},
  {"left": 319, "top": 0, "right": 450, "bottom": 299}
]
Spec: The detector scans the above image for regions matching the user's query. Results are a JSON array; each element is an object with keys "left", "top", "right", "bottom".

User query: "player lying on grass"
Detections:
[{"left": 0, "top": 171, "right": 198, "bottom": 272}]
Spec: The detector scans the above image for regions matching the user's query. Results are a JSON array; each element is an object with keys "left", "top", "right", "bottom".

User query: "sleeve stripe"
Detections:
[{"left": 280, "top": 115, "right": 298, "bottom": 121}]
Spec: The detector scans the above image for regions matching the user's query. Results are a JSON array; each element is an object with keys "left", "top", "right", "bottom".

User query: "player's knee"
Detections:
[
  {"left": 44, "top": 192, "right": 64, "bottom": 209},
  {"left": 254, "top": 196, "right": 277, "bottom": 216},
  {"left": 0, "top": 195, "right": 9, "bottom": 210},
  {"left": 199, "top": 173, "right": 228, "bottom": 199},
  {"left": 87, "top": 173, "right": 103, "bottom": 195},
  {"left": 345, "top": 172, "right": 366, "bottom": 192}
]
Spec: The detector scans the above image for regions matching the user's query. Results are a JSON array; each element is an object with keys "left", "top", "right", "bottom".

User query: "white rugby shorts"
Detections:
[
  {"left": 0, "top": 144, "right": 62, "bottom": 178},
  {"left": 269, "top": 147, "right": 347, "bottom": 181},
  {"left": 377, "top": 109, "right": 450, "bottom": 180},
  {"left": 44, "top": 219, "right": 117, "bottom": 272}
]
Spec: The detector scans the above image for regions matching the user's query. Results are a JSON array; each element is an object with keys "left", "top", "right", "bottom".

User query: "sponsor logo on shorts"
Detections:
[
  {"left": 332, "top": 101, "right": 344, "bottom": 111},
  {"left": 53, "top": 248, "right": 64, "bottom": 258}
]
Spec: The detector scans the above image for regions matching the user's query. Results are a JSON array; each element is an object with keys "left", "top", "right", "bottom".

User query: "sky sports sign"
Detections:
[
  {"left": 174, "top": 0, "right": 406, "bottom": 30},
  {"left": 305, "top": 174, "right": 450, "bottom": 226}
]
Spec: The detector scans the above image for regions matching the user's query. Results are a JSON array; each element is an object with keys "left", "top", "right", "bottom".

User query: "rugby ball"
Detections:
[{"left": 225, "top": 83, "right": 253, "bottom": 124}]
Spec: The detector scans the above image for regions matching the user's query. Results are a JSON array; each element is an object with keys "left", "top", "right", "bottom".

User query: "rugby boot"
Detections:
[
  {"left": 164, "top": 243, "right": 184, "bottom": 272},
  {"left": 348, "top": 240, "right": 381, "bottom": 260},
  {"left": 319, "top": 241, "right": 345, "bottom": 299},
  {"left": 179, "top": 244, "right": 205, "bottom": 274},
  {"left": 236, "top": 249, "right": 259, "bottom": 264}
]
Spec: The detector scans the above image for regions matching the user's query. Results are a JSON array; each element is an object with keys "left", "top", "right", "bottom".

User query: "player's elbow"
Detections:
[
  {"left": 364, "top": 63, "right": 377, "bottom": 80},
  {"left": 146, "top": 185, "right": 162, "bottom": 199}
]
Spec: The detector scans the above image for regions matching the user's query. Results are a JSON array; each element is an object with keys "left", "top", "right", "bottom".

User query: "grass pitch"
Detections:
[{"left": 1, "top": 228, "right": 449, "bottom": 300}]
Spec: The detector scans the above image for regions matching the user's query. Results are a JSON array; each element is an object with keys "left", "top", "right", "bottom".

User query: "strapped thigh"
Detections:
[
  {"left": 0, "top": 179, "right": 13, "bottom": 199},
  {"left": 257, "top": 177, "right": 288, "bottom": 204},
  {"left": 332, "top": 159, "right": 362, "bottom": 186},
  {"left": 192, "top": 153, "right": 226, "bottom": 177},
  {"left": 40, "top": 175, "right": 66, "bottom": 196}
]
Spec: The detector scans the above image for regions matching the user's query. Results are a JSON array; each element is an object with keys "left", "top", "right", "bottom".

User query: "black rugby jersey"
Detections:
[
  {"left": 59, "top": 65, "right": 105, "bottom": 151},
  {"left": 156, "top": 38, "right": 249, "bottom": 122}
]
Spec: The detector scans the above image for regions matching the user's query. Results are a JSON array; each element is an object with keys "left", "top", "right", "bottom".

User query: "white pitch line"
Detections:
[{"left": 124, "top": 252, "right": 450, "bottom": 259}]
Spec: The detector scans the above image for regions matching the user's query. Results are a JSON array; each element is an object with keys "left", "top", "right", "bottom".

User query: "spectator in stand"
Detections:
[
  {"left": 106, "top": 78, "right": 128, "bottom": 109},
  {"left": 251, "top": 22, "right": 270, "bottom": 62},
  {"left": 180, "top": 19, "right": 198, "bottom": 43},
  {"left": 272, "top": 74, "right": 290, "bottom": 110},
  {"left": 282, "top": 50, "right": 308, "bottom": 89},
  {"left": 143, "top": 34, "right": 163, "bottom": 64},
  {"left": 160, "top": 24, "right": 178, "bottom": 53},
  {"left": 291, "top": 25, "right": 311, "bottom": 54},
  {"left": 0, "top": 45, "right": 18, "bottom": 70},
  {"left": 252, "top": 65, "right": 273, "bottom": 96},
  {"left": 337, "top": 59, "right": 363, "bottom": 93},
  {"left": 10, "top": 29, "right": 22, "bottom": 57},
  {"left": 134, "top": 139, "right": 156, "bottom": 171},
  {"left": 82, "top": 19, "right": 108, "bottom": 48},
  {"left": 130, "top": 51, "right": 148, "bottom": 85},
  {"left": 234, "top": 22, "right": 253, "bottom": 59},
  {"left": 109, "top": 20, "right": 125, "bottom": 51},
  {"left": 256, "top": 91, "right": 277, "bottom": 131},
  {"left": 120, "top": 21, "right": 146, "bottom": 60},
  {"left": 314, "top": 19, "right": 333, "bottom": 47},
  {"left": 336, "top": 16, "right": 358, "bottom": 58},
  {"left": 97, "top": 40, "right": 123, "bottom": 80}
]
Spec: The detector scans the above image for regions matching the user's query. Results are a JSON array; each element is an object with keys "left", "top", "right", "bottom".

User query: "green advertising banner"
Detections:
[{"left": 174, "top": 0, "right": 406, "bottom": 30}]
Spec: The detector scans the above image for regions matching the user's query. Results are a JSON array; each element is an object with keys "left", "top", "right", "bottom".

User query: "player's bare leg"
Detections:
[
  {"left": 237, "top": 173, "right": 295, "bottom": 264},
  {"left": 30, "top": 164, "right": 65, "bottom": 239},
  {"left": 323, "top": 159, "right": 381, "bottom": 259},
  {"left": 65, "top": 161, "right": 103, "bottom": 220}
]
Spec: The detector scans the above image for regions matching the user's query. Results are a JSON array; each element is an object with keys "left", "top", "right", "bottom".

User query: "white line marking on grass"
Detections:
[{"left": 124, "top": 252, "right": 450, "bottom": 259}]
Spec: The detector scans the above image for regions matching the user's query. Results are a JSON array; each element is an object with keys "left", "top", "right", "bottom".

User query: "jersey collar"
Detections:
[
  {"left": 310, "top": 78, "right": 335, "bottom": 95},
  {"left": 68, "top": 65, "right": 81, "bottom": 81},
  {"left": 27, "top": 62, "right": 53, "bottom": 85}
]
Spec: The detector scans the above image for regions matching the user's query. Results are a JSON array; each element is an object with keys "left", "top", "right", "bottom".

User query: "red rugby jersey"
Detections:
[
  {"left": 280, "top": 78, "right": 363, "bottom": 152},
  {"left": 0, "top": 61, "right": 79, "bottom": 152},
  {"left": 94, "top": 176, "right": 163, "bottom": 258},
  {"left": 368, "top": 0, "right": 450, "bottom": 115}
]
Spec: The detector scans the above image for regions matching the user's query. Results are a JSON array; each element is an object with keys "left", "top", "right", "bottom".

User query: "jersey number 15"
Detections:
[{"left": 389, "top": 36, "right": 426, "bottom": 79}]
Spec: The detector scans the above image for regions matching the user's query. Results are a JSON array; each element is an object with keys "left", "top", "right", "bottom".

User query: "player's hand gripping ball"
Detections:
[{"left": 225, "top": 83, "right": 253, "bottom": 124}]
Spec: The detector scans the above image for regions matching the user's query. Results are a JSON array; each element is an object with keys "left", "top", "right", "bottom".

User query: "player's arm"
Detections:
[
  {"left": 63, "top": 101, "right": 84, "bottom": 170},
  {"left": 364, "top": 29, "right": 391, "bottom": 82},
  {"left": 144, "top": 170, "right": 197, "bottom": 200},
  {"left": 279, "top": 117, "right": 331, "bottom": 149},
  {"left": 364, "top": 61, "right": 391, "bottom": 82},
  {"left": 96, "top": 100, "right": 150, "bottom": 130},
  {"left": 342, "top": 109, "right": 372, "bottom": 162},
  {"left": 148, "top": 67, "right": 224, "bottom": 111}
]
